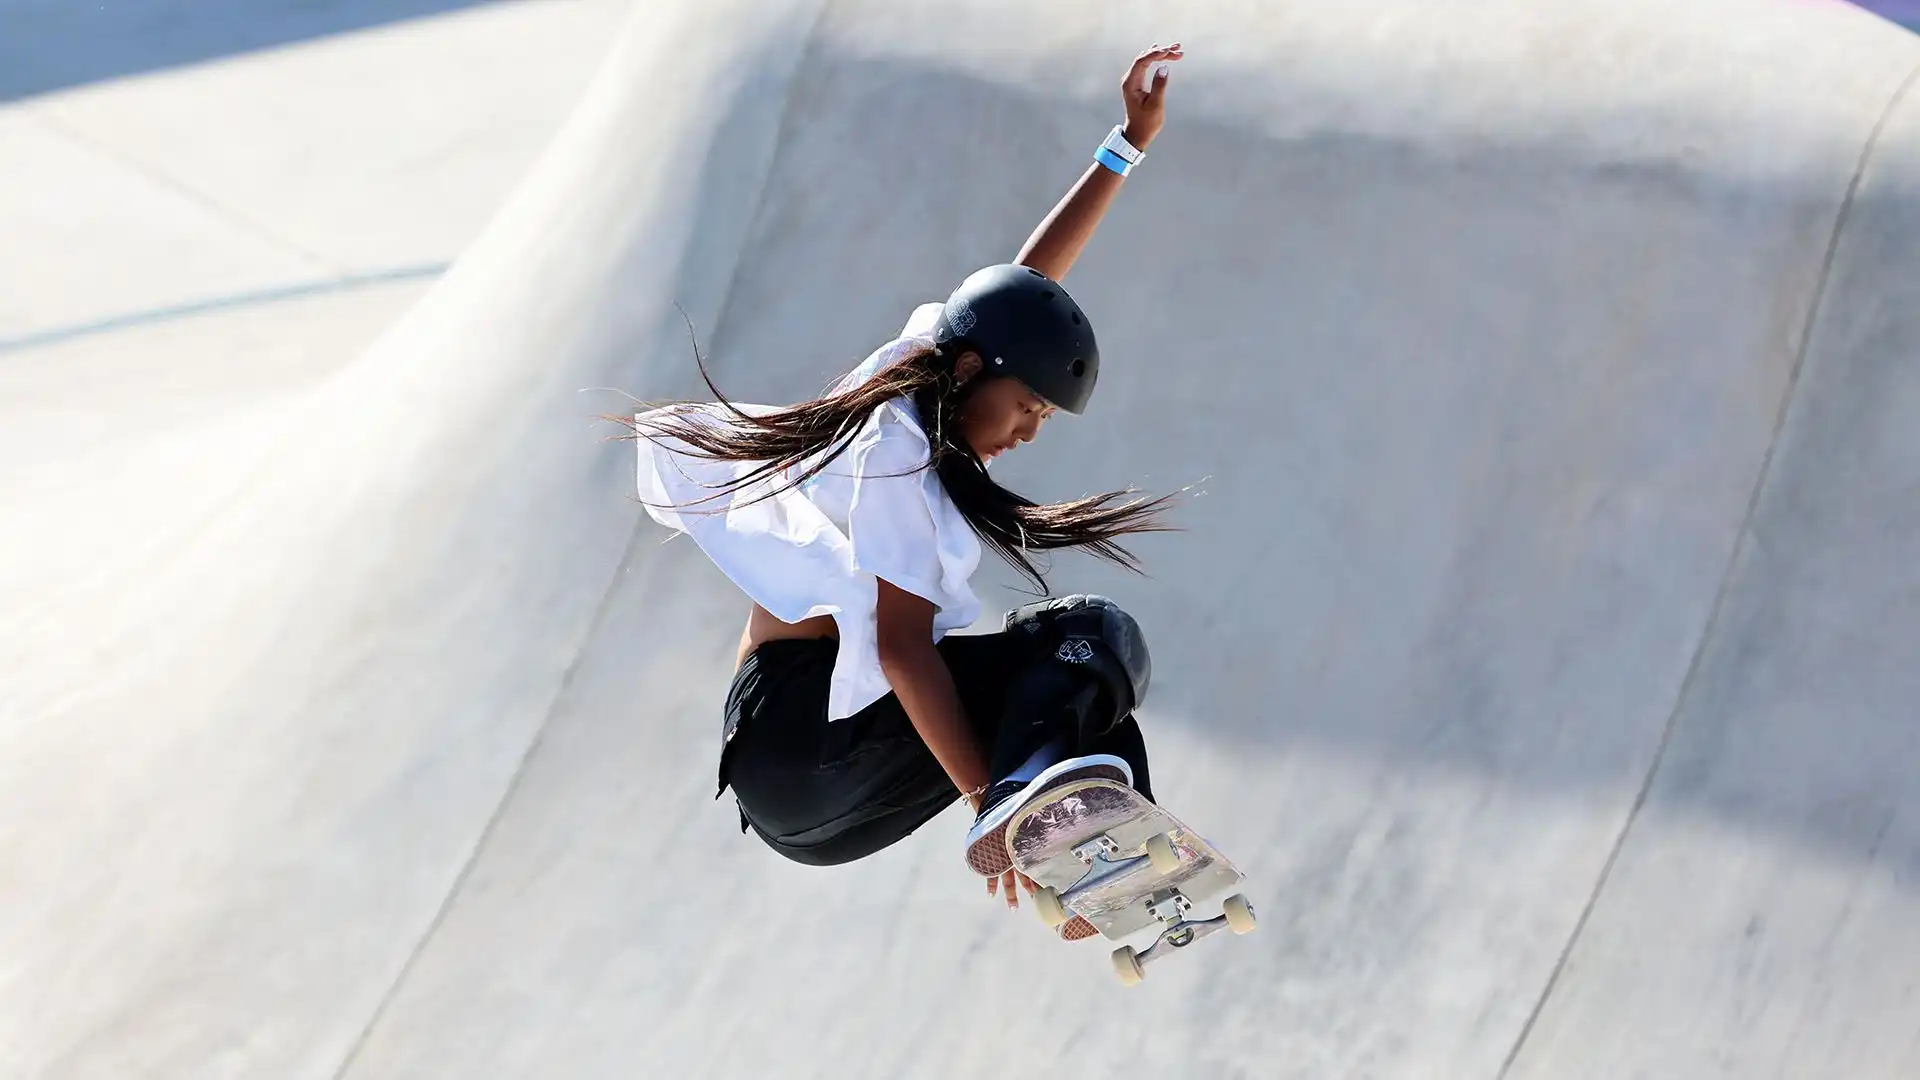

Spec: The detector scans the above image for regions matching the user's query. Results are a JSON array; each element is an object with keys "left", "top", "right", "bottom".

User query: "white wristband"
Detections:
[{"left": 1101, "top": 124, "right": 1145, "bottom": 165}]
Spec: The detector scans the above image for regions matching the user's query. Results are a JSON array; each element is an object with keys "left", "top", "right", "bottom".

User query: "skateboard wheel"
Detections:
[
  {"left": 1223, "top": 893, "right": 1257, "bottom": 935},
  {"left": 1034, "top": 886, "right": 1069, "bottom": 929},
  {"left": 1111, "top": 946, "right": 1145, "bottom": 987},
  {"left": 1145, "top": 832, "right": 1180, "bottom": 875}
]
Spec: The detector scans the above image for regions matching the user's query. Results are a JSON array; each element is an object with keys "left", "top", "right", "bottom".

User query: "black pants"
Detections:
[{"left": 718, "top": 631, "right": 1153, "bottom": 867}]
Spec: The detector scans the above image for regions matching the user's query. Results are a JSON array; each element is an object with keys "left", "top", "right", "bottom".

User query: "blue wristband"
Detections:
[{"left": 1094, "top": 146, "right": 1134, "bottom": 177}]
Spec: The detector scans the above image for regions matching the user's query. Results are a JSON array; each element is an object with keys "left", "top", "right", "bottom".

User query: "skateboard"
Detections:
[{"left": 1004, "top": 778, "right": 1255, "bottom": 986}]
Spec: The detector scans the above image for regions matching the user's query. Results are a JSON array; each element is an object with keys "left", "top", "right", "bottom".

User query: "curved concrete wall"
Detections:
[{"left": 4, "top": 2, "right": 1917, "bottom": 1078}]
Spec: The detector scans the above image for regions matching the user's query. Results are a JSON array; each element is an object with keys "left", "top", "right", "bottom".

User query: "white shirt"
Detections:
[{"left": 634, "top": 304, "right": 983, "bottom": 720}]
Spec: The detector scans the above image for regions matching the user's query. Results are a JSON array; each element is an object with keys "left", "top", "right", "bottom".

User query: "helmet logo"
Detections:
[{"left": 947, "top": 298, "right": 977, "bottom": 336}]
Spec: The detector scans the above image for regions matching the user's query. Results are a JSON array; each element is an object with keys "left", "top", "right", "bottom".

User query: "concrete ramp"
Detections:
[{"left": 5, "top": 1, "right": 1919, "bottom": 1077}]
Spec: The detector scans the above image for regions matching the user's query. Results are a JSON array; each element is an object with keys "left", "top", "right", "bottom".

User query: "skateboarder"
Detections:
[{"left": 623, "top": 44, "right": 1186, "bottom": 916}]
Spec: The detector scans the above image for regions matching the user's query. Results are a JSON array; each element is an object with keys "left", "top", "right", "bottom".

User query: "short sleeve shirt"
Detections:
[{"left": 634, "top": 304, "right": 982, "bottom": 720}]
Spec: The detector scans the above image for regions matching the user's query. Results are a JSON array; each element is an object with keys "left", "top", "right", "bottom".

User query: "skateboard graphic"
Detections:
[{"left": 1004, "top": 778, "right": 1255, "bottom": 985}]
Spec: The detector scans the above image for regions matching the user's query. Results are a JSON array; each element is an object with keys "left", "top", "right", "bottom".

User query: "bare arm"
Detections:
[
  {"left": 1013, "top": 163, "right": 1128, "bottom": 283},
  {"left": 877, "top": 582, "right": 1044, "bottom": 908},
  {"left": 1014, "top": 42, "right": 1182, "bottom": 281},
  {"left": 874, "top": 579, "right": 991, "bottom": 811}
]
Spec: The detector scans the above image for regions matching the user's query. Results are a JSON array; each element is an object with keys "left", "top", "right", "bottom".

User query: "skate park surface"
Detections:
[{"left": 4, "top": 1, "right": 1920, "bottom": 1077}]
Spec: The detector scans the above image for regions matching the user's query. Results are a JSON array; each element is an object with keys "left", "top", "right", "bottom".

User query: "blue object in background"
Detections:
[
  {"left": 1854, "top": 0, "right": 1920, "bottom": 30},
  {"left": 0, "top": 0, "right": 497, "bottom": 103}
]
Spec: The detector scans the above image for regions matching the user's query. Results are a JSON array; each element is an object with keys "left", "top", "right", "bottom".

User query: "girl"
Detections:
[{"left": 625, "top": 43, "right": 1185, "bottom": 926}]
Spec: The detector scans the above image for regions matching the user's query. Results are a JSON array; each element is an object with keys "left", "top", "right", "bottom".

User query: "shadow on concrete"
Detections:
[
  {"left": 590, "top": 50, "right": 1920, "bottom": 887},
  {"left": 0, "top": 0, "right": 503, "bottom": 103}
]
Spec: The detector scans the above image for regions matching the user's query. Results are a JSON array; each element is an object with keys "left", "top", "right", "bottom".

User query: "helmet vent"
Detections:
[
  {"left": 1070, "top": 359, "right": 1087, "bottom": 377},
  {"left": 1070, "top": 312, "right": 1082, "bottom": 325}
]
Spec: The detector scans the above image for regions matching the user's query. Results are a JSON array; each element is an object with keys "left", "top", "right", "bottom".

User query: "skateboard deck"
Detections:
[{"left": 1005, "top": 778, "right": 1255, "bottom": 985}]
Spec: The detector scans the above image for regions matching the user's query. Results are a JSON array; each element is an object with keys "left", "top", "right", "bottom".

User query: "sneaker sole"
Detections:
[
  {"left": 1058, "top": 915, "right": 1099, "bottom": 942},
  {"left": 964, "top": 761, "right": 1130, "bottom": 877}
]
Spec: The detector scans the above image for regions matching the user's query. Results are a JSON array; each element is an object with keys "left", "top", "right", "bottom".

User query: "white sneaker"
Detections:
[{"left": 962, "top": 754, "right": 1133, "bottom": 877}]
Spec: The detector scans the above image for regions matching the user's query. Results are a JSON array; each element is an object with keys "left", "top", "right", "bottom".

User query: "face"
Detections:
[{"left": 953, "top": 352, "right": 1058, "bottom": 461}]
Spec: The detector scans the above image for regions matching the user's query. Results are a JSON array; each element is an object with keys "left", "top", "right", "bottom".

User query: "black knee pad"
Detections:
[{"left": 1003, "top": 595, "right": 1152, "bottom": 727}]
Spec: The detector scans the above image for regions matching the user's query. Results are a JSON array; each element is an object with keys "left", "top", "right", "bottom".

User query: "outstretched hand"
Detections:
[{"left": 1121, "top": 42, "right": 1184, "bottom": 150}]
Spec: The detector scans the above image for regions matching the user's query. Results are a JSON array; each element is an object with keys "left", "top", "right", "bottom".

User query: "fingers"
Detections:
[
  {"left": 1134, "top": 41, "right": 1185, "bottom": 64},
  {"left": 992, "top": 870, "right": 1037, "bottom": 912},
  {"left": 988, "top": 870, "right": 1016, "bottom": 908},
  {"left": 1126, "top": 41, "right": 1184, "bottom": 91}
]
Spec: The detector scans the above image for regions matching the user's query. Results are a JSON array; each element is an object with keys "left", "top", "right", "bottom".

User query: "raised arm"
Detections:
[{"left": 1015, "top": 43, "right": 1183, "bottom": 282}]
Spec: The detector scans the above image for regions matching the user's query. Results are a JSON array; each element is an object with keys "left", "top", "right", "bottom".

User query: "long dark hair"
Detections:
[{"left": 612, "top": 324, "right": 1178, "bottom": 592}]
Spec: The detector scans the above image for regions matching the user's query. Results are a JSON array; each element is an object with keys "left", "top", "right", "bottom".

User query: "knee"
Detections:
[{"left": 1003, "top": 594, "right": 1152, "bottom": 714}]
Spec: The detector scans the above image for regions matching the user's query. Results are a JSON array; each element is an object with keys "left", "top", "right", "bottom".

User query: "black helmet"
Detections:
[{"left": 932, "top": 264, "right": 1100, "bottom": 414}]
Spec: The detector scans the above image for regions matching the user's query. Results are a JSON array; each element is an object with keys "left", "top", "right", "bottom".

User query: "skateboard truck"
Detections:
[
  {"left": 1062, "top": 832, "right": 1185, "bottom": 907},
  {"left": 1071, "top": 834, "right": 1127, "bottom": 864},
  {"left": 1146, "top": 891, "right": 1193, "bottom": 927},
  {"left": 1111, "top": 892, "right": 1259, "bottom": 987},
  {"left": 1143, "top": 891, "right": 1205, "bottom": 953},
  {"left": 1136, "top": 912, "right": 1231, "bottom": 962},
  {"left": 1060, "top": 833, "right": 1149, "bottom": 898}
]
